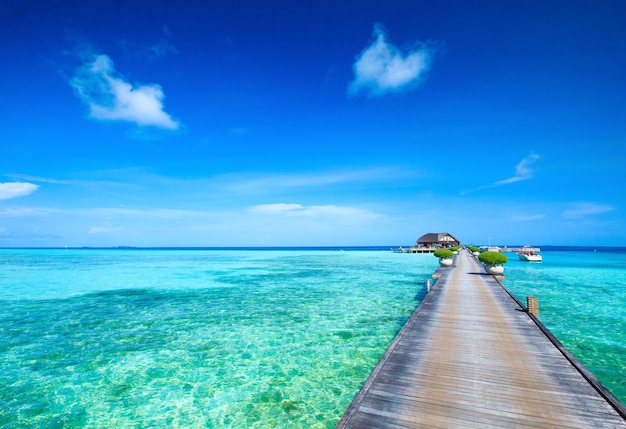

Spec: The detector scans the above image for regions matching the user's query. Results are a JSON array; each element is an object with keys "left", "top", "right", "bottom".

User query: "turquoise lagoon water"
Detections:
[
  {"left": 501, "top": 247, "right": 626, "bottom": 405},
  {"left": 0, "top": 249, "right": 439, "bottom": 428},
  {"left": 0, "top": 247, "right": 624, "bottom": 428}
]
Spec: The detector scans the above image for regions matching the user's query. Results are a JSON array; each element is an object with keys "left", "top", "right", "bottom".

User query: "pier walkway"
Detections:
[{"left": 337, "top": 249, "right": 625, "bottom": 428}]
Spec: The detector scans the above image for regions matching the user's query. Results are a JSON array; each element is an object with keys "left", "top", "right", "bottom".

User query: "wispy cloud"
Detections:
[
  {"left": 116, "top": 25, "right": 178, "bottom": 61},
  {"left": 562, "top": 202, "right": 615, "bottom": 218},
  {"left": 249, "top": 203, "right": 382, "bottom": 220},
  {"left": 219, "top": 167, "right": 414, "bottom": 193},
  {"left": 70, "top": 53, "right": 180, "bottom": 129},
  {"left": 349, "top": 24, "right": 434, "bottom": 97},
  {"left": 0, "top": 205, "right": 216, "bottom": 219},
  {"left": 149, "top": 26, "right": 178, "bottom": 59},
  {"left": 7, "top": 168, "right": 417, "bottom": 205},
  {"left": 461, "top": 153, "right": 540, "bottom": 194},
  {"left": 0, "top": 182, "right": 39, "bottom": 200},
  {"left": 82, "top": 207, "right": 212, "bottom": 219},
  {"left": 250, "top": 203, "right": 304, "bottom": 215},
  {"left": 510, "top": 213, "right": 546, "bottom": 221},
  {"left": 0, "top": 207, "right": 46, "bottom": 216},
  {"left": 6, "top": 172, "right": 143, "bottom": 194},
  {"left": 7, "top": 174, "right": 76, "bottom": 186},
  {"left": 493, "top": 152, "right": 540, "bottom": 186}
]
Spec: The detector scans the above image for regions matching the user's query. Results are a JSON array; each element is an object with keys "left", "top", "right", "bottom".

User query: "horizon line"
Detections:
[{"left": 0, "top": 245, "right": 624, "bottom": 251}]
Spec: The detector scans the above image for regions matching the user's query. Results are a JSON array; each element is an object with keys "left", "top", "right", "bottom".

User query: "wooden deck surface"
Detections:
[{"left": 336, "top": 249, "right": 625, "bottom": 428}]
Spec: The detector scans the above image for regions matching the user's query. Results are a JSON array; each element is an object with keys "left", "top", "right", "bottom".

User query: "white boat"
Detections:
[
  {"left": 518, "top": 246, "right": 542, "bottom": 262},
  {"left": 479, "top": 245, "right": 501, "bottom": 252}
]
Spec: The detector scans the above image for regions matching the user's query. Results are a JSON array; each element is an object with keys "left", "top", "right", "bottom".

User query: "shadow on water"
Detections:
[{"left": 414, "top": 283, "right": 429, "bottom": 302}]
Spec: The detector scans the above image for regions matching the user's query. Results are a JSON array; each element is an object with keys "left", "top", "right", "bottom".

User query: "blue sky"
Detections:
[{"left": 1, "top": 0, "right": 625, "bottom": 247}]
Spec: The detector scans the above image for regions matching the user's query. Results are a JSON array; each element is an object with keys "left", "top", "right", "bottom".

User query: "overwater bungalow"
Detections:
[
  {"left": 416, "top": 232, "right": 460, "bottom": 249},
  {"left": 392, "top": 232, "right": 461, "bottom": 253}
]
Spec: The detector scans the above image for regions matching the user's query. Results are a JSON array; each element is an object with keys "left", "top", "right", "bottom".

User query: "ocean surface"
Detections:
[{"left": 0, "top": 247, "right": 624, "bottom": 428}]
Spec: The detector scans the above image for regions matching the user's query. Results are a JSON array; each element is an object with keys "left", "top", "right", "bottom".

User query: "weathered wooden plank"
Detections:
[
  {"left": 336, "top": 249, "right": 626, "bottom": 428},
  {"left": 360, "top": 390, "right": 585, "bottom": 429},
  {"left": 365, "top": 383, "right": 617, "bottom": 425}
]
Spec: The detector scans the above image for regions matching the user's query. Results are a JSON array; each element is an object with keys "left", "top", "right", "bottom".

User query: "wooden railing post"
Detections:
[{"left": 527, "top": 296, "right": 539, "bottom": 316}]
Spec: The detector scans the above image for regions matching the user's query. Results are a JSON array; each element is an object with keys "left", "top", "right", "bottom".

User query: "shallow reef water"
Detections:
[{"left": 0, "top": 247, "right": 623, "bottom": 427}]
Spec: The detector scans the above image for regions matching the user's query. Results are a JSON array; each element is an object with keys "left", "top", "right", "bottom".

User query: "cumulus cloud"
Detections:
[
  {"left": 70, "top": 54, "right": 179, "bottom": 129},
  {"left": 349, "top": 24, "right": 433, "bottom": 97},
  {"left": 0, "top": 182, "right": 39, "bottom": 200},
  {"left": 493, "top": 152, "right": 540, "bottom": 186},
  {"left": 563, "top": 202, "right": 615, "bottom": 218}
]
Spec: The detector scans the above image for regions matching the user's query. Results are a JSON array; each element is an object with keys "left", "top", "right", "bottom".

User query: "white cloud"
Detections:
[
  {"left": 462, "top": 152, "right": 541, "bottom": 194},
  {"left": 0, "top": 206, "right": 215, "bottom": 219},
  {"left": 6, "top": 174, "right": 72, "bottom": 185},
  {"left": 349, "top": 25, "right": 433, "bottom": 97},
  {"left": 68, "top": 207, "right": 213, "bottom": 219},
  {"left": 220, "top": 167, "right": 415, "bottom": 193},
  {"left": 70, "top": 54, "right": 179, "bottom": 129},
  {"left": 493, "top": 153, "right": 540, "bottom": 186},
  {"left": 0, "top": 182, "right": 39, "bottom": 200},
  {"left": 249, "top": 203, "right": 382, "bottom": 220},
  {"left": 510, "top": 213, "right": 546, "bottom": 221},
  {"left": 250, "top": 203, "right": 304, "bottom": 214},
  {"left": 0, "top": 208, "right": 46, "bottom": 216},
  {"left": 563, "top": 202, "right": 615, "bottom": 218}
]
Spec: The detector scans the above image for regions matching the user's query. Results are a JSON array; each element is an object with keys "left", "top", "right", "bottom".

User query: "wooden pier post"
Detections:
[{"left": 527, "top": 296, "right": 539, "bottom": 316}]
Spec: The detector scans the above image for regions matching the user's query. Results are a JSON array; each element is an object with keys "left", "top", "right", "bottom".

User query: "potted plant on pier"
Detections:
[
  {"left": 434, "top": 249, "right": 455, "bottom": 267},
  {"left": 478, "top": 251, "right": 508, "bottom": 275},
  {"left": 450, "top": 245, "right": 461, "bottom": 254},
  {"left": 467, "top": 245, "right": 480, "bottom": 256}
]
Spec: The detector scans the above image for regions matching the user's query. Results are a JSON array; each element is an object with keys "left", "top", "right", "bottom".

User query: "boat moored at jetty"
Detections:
[{"left": 518, "top": 245, "right": 542, "bottom": 262}]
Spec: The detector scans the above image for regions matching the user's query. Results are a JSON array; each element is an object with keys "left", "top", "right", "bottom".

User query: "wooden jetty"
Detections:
[{"left": 336, "top": 249, "right": 625, "bottom": 428}]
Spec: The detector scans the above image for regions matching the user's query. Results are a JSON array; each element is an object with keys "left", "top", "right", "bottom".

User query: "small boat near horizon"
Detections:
[
  {"left": 480, "top": 245, "right": 501, "bottom": 252},
  {"left": 518, "top": 245, "right": 542, "bottom": 262}
]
